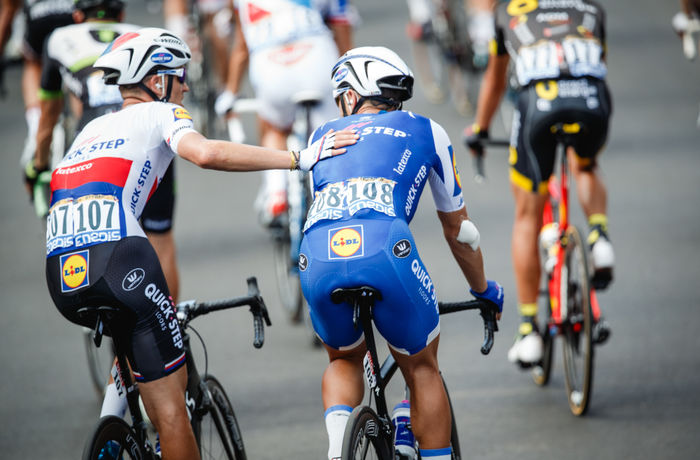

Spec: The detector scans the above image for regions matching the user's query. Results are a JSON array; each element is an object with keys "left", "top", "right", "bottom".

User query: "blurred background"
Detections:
[{"left": 1, "top": 0, "right": 698, "bottom": 458}]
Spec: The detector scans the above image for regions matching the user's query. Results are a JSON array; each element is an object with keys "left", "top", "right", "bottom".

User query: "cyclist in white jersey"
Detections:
[
  {"left": 41, "top": 27, "right": 357, "bottom": 460},
  {"left": 27, "top": 0, "right": 187, "bottom": 304},
  {"left": 214, "top": 0, "right": 354, "bottom": 226}
]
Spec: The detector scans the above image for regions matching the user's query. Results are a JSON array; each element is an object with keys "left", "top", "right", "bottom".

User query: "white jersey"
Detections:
[
  {"left": 46, "top": 103, "right": 197, "bottom": 257},
  {"left": 234, "top": 0, "right": 351, "bottom": 53}
]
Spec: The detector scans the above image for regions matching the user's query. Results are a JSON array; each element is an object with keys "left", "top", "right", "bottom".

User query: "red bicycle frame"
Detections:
[{"left": 543, "top": 143, "right": 602, "bottom": 327}]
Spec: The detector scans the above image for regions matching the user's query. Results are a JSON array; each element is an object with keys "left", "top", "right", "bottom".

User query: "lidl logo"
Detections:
[
  {"left": 329, "top": 226, "right": 363, "bottom": 259},
  {"left": 173, "top": 107, "right": 192, "bottom": 120},
  {"left": 60, "top": 250, "right": 89, "bottom": 292}
]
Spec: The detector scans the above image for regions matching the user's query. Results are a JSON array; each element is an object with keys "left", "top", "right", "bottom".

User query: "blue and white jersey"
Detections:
[{"left": 304, "top": 110, "right": 464, "bottom": 232}]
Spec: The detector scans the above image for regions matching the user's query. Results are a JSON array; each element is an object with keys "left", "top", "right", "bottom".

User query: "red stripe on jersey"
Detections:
[
  {"left": 51, "top": 157, "right": 133, "bottom": 192},
  {"left": 146, "top": 177, "right": 158, "bottom": 201}
]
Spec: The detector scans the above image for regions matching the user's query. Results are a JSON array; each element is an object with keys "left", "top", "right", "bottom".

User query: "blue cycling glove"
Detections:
[{"left": 470, "top": 280, "right": 504, "bottom": 313}]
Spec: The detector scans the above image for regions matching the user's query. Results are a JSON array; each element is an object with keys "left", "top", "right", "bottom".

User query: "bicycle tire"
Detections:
[
  {"left": 83, "top": 327, "right": 115, "bottom": 400},
  {"left": 341, "top": 406, "right": 393, "bottom": 460},
  {"left": 271, "top": 231, "right": 304, "bottom": 323},
  {"left": 442, "top": 374, "right": 461, "bottom": 460},
  {"left": 82, "top": 415, "right": 149, "bottom": 460},
  {"left": 561, "top": 226, "right": 594, "bottom": 416},
  {"left": 193, "top": 375, "right": 247, "bottom": 460}
]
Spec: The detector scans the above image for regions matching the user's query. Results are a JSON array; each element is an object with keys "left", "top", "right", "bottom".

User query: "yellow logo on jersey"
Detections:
[
  {"left": 507, "top": 0, "right": 538, "bottom": 16},
  {"left": 535, "top": 80, "right": 559, "bottom": 100},
  {"left": 173, "top": 107, "right": 192, "bottom": 120},
  {"left": 329, "top": 227, "right": 363, "bottom": 258},
  {"left": 61, "top": 251, "right": 89, "bottom": 291},
  {"left": 452, "top": 150, "right": 462, "bottom": 190}
]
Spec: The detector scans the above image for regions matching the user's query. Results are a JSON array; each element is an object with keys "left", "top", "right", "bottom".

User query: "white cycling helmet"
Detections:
[
  {"left": 94, "top": 27, "right": 191, "bottom": 85},
  {"left": 331, "top": 46, "right": 414, "bottom": 103}
]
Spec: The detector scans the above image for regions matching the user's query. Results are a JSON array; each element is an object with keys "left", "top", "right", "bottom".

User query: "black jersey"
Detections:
[{"left": 493, "top": 0, "right": 607, "bottom": 87}]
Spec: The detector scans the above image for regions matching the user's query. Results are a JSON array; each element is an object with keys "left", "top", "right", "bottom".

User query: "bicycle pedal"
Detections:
[
  {"left": 591, "top": 268, "right": 613, "bottom": 290},
  {"left": 516, "top": 360, "right": 536, "bottom": 370},
  {"left": 592, "top": 320, "right": 611, "bottom": 345}
]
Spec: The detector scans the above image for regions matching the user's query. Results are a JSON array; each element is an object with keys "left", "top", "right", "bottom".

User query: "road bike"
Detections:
[
  {"left": 80, "top": 276, "right": 271, "bottom": 459},
  {"left": 406, "top": 0, "right": 485, "bottom": 116},
  {"left": 471, "top": 124, "right": 610, "bottom": 416},
  {"left": 330, "top": 286, "right": 499, "bottom": 459}
]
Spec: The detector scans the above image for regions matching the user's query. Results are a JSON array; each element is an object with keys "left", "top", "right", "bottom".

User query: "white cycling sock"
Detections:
[
  {"left": 325, "top": 405, "right": 352, "bottom": 460},
  {"left": 100, "top": 382, "right": 127, "bottom": 418},
  {"left": 419, "top": 447, "right": 452, "bottom": 460}
]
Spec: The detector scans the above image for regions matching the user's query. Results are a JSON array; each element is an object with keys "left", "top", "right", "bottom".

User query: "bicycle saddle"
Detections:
[
  {"left": 292, "top": 90, "right": 323, "bottom": 107},
  {"left": 331, "top": 286, "right": 383, "bottom": 305}
]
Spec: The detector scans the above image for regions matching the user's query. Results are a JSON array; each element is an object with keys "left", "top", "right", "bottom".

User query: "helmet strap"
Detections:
[
  {"left": 138, "top": 74, "right": 175, "bottom": 102},
  {"left": 351, "top": 96, "right": 367, "bottom": 115},
  {"left": 138, "top": 82, "right": 160, "bottom": 102},
  {"left": 163, "top": 74, "right": 175, "bottom": 102}
]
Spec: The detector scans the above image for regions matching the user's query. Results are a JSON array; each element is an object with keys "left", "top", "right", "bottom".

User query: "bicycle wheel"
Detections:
[
  {"left": 560, "top": 226, "right": 594, "bottom": 416},
  {"left": 441, "top": 375, "right": 461, "bottom": 460},
  {"left": 83, "top": 327, "right": 115, "bottom": 399},
  {"left": 193, "top": 375, "right": 247, "bottom": 460},
  {"left": 82, "top": 415, "right": 148, "bottom": 460},
  {"left": 271, "top": 229, "right": 304, "bottom": 323},
  {"left": 341, "top": 406, "right": 393, "bottom": 460}
]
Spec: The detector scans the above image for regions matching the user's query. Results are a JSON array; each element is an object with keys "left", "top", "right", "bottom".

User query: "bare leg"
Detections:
[
  {"left": 322, "top": 342, "right": 366, "bottom": 410},
  {"left": 510, "top": 183, "right": 548, "bottom": 304},
  {"left": 22, "top": 58, "right": 41, "bottom": 110},
  {"left": 568, "top": 147, "right": 607, "bottom": 218},
  {"left": 139, "top": 366, "right": 200, "bottom": 460},
  {"left": 391, "top": 337, "right": 450, "bottom": 449}
]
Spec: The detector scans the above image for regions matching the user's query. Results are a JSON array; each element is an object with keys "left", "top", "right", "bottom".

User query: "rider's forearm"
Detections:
[
  {"left": 226, "top": 44, "right": 248, "bottom": 94},
  {"left": 437, "top": 209, "right": 488, "bottom": 293},
  {"left": 474, "top": 55, "right": 508, "bottom": 130},
  {"left": 225, "top": 14, "right": 249, "bottom": 94},
  {"left": 330, "top": 23, "right": 353, "bottom": 55},
  {"left": 34, "top": 97, "right": 63, "bottom": 169},
  {"left": 179, "top": 133, "right": 290, "bottom": 171}
]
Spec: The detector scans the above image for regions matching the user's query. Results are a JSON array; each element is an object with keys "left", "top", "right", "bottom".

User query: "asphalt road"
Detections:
[{"left": 1, "top": 1, "right": 699, "bottom": 459}]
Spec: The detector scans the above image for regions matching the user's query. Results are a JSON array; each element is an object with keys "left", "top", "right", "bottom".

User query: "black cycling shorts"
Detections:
[
  {"left": 23, "top": 12, "right": 73, "bottom": 60},
  {"left": 141, "top": 162, "right": 176, "bottom": 234},
  {"left": 510, "top": 77, "right": 612, "bottom": 193},
  {"left": 46, "top": 237, "right": 186, "bottom": 382}
]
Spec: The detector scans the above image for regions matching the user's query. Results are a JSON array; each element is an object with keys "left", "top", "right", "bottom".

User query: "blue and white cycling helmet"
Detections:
[
  {"left": 331, "top": 46, "right": 414, "bottom": 104},
  {"left": 94, "top": 27, "right": 191, "bottom": 85}
]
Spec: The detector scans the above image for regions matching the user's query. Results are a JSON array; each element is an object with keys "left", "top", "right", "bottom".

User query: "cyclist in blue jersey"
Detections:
[{"left": 299, "top": 46, "right": 504, "bottom": 460}]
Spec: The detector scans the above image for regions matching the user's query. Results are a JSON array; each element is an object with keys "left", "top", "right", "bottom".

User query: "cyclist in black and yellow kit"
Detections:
[{"left": 464, "top": 0, "right": 613, "bottom": 366}]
